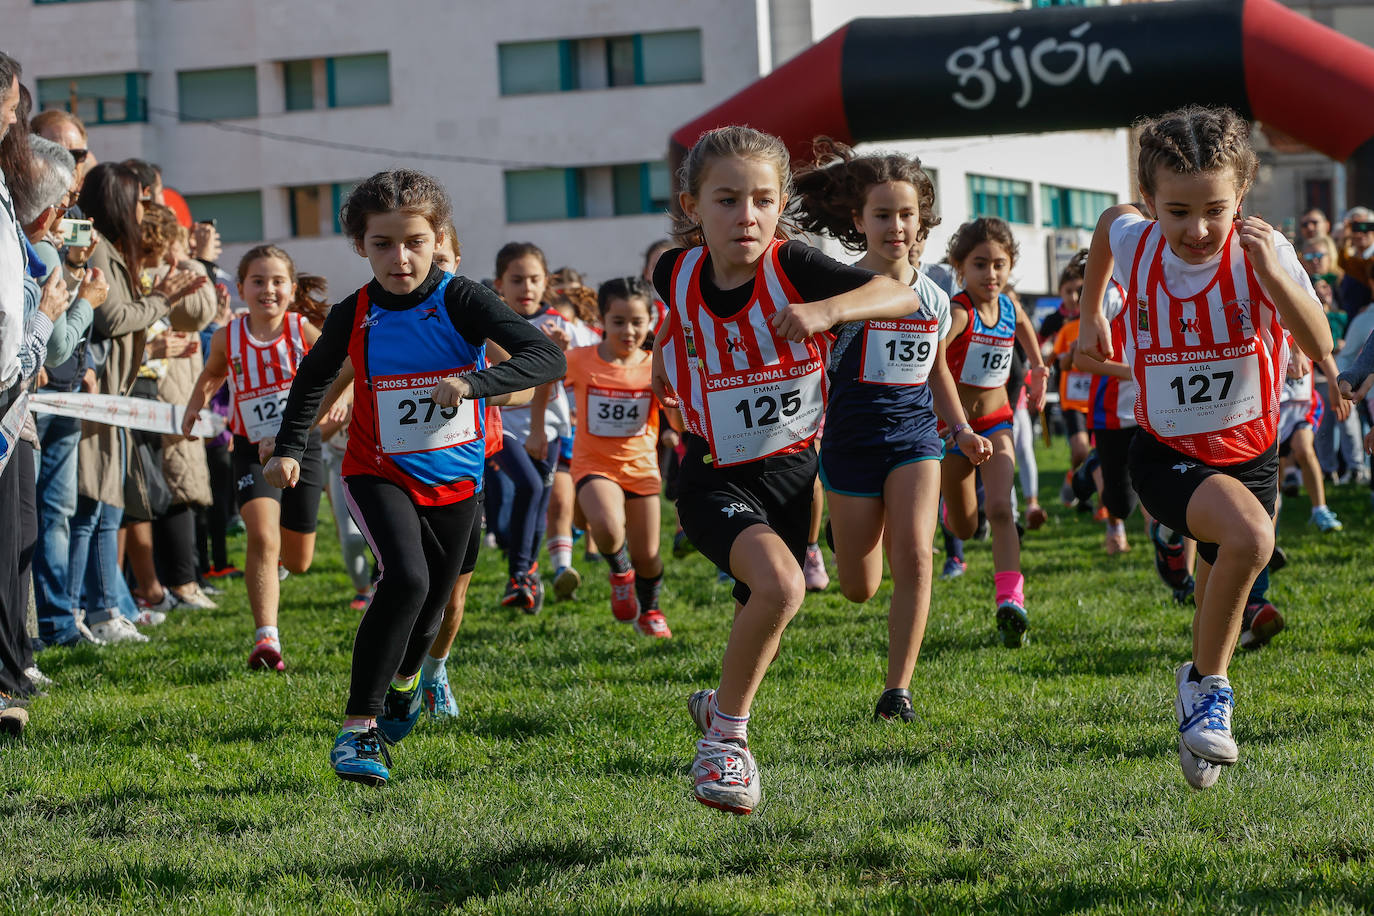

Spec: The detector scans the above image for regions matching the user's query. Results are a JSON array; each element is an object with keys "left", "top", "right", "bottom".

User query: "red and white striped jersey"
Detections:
[
  {"left": 660, "top": 240, "right": 829, "bottom": 466},
  {"left": 226, "top": 312, "right": 311, "bottom": 443},
  {"left": 1123, "top": 222, "right": 1288, "bottom": 465},
  {"left": 1087, "top": 280, "right": 1137, "bottom": 430}
]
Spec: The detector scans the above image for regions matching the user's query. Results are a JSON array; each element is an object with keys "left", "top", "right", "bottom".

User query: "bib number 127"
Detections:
[
  {"left": 1168, "top": 370, "right": 1234, "bottom": 405},
  {"left": 733, "top": 389, "right": 801, "bottom": 429}
]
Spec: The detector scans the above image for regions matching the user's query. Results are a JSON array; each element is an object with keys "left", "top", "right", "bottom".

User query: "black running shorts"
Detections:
[{"left": 232, "top": 431, "right": 325, "bottom": 534}]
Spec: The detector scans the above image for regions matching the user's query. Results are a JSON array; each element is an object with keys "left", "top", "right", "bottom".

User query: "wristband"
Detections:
[{"left": 950, "top": 422, "right": 971, "bottom": 440}]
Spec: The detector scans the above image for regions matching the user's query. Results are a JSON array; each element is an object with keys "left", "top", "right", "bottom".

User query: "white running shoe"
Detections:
[
  {"left": 90, "top": 615, "right": 150, "bottom": 644},
  {"left": 133, "top": 609, "right": 166, "bottom": 627},
  {"left": 802, "top": 544, "right": 829, "bottom": 592},
  {"left": 173, "top": 586, "right": 218, "bottom": 610},
  {"left": 692, "top": 738, "right": 761, "bottom": 815},
  {"left": 137, "top": 590, "right": 178, "bottom": 614},
  {"left": 23, "top": 666, "right": 53, "bottom": 688},
  {"left": 687, "top": 688, "right": 715, "bottom": 737},
  {"left": 1175, "top": 663, "right": 1237, "bottom": 765}
]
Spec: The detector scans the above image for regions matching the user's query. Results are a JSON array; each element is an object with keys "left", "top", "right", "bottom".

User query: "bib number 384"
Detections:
[
  {"left": 704, "top": 365, "right": 824, "bottom": 465},
  {"left": 375, "top": 373, "right": 479, "bottom": 454},
  {"left": 860, "top": 319, "right": 937, "bottom": 385},
  {"left": 587, "top": 387, "right": 651, "bottom": 437},
  {"left": 1144, "top": 353, "right": 1262, "bottom": 437}
]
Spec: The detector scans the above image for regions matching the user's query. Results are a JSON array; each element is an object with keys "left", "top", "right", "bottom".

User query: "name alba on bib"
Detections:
[
  {"left": 373, "top": 369, "right": 479, "bottom": 454},
  {"left": 1141, "top": 342, "right": 1263, "bottom": 437},
  {"left": 703, "top": 357, "right": 826, "bottom": 465},
  {"left": 587, "top": 386, "right": 652, "bottom": 437},
  {"left": 860, "top": 318, "right": 938, "bottom": 385}
]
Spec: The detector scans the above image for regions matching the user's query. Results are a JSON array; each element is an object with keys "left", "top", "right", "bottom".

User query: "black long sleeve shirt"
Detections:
[{"left": 273, "top": 266, "right": 566, "bottom": 464}]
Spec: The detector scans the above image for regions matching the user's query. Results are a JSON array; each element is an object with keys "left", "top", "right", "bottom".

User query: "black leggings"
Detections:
[
  {"left": 154, "top": 503, "right": 199, "bottom": 587},
  {"left": 199, "top": 441, "right": 233, "bottom": 571},
  {"left": 341, "top": 474, "right": 481, "bottom": 717},
  {"left": 1093, "top": 426, "right": 1139, "bottom": 521}
]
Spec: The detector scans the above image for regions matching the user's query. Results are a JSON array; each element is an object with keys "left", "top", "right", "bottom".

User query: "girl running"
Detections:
[
  {"left": 651, "top": 126, "right": 925, "bottom": 814},
  {"left": 1078, "top": 106, "right": 1330, "bottom": 789},
  {"left": 793, "top": 142, "right": 992, "bottom": 721},
  {"left": 565, "top": 276, "right": 672, "bottom": 637},
  {"left": 182, "top": 245, "right": 324, "bottom": 671},
  {"left": 493, "top": 242, "right": 573, "bottom": 613},
  {"left": 262, "top": 170, "right": 564, "bottom": 785},
  {"left": 940, "top": 218, "right": 1048, "bottom": 648},
  {"left": 1050, "top": 256, "right": 1094, "bottom": 508}
]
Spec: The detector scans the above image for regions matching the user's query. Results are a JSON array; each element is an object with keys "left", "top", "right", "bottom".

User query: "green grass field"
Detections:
[{"left": 4, "top": 443, "right": 1374, "bottom": 915}]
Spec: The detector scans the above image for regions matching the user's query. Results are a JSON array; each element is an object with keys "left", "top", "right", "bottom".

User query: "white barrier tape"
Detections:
[
  {"left": 0, "top": 390, "right": 29, "bottom": 476},
  {"left": 28, "top": 392, "right": 226, "bottom": 438}
]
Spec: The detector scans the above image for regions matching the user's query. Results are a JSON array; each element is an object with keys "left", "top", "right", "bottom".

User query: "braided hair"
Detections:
[{"left": 1136, "top": 106, "right": 1258, "bottom": 199}]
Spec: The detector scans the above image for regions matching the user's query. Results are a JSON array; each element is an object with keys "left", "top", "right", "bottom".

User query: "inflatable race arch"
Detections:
[{"left": 670, "top": 0, "right": 1374, "bottom": 205}]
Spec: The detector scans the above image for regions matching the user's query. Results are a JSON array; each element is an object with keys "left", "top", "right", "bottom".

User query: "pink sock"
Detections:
[{"left": 994, "top": 571, "right": 1025, "bottom": 608}]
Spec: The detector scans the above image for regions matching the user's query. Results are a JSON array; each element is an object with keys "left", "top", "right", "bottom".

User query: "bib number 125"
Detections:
[{"left": 733, "top": 389, "right": 801, "bottom": 429}]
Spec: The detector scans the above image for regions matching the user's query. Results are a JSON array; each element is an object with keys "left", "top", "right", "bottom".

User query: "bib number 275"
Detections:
[
  {"left": 733, "top": 389, "right": 801, "bottom": 429},
  {"left": 396, "top": 396, "right": 459, "bottom": 425}
]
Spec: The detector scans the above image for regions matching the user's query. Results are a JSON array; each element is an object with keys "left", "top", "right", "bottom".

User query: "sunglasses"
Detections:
[
  {"left": 1302, "top": 251, "right": 1327, "bottom": 261},
  {"left": 70, "top": 148, "right": 88, "bottom": 164}
]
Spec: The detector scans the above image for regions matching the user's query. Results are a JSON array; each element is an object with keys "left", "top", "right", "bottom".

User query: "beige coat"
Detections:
[
  {"left": 76, "top": 238, "right": 169, "bottom": 507},
  {"left": 155, "top": 259, "right": 216, "bottom": 507}
]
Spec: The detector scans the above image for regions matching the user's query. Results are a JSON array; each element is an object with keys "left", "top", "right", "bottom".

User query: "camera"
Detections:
[{"left": 58, "top": 218, "right": 93, "bottom": 248}]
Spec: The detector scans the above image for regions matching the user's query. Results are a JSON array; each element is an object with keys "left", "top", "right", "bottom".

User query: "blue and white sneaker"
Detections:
[
  {"left": 995, "top": 601, "right": 1028, "bottom": 648},
  {"left": 331, "top": 727, "right": 392, "bottom": 786},
  {"left": 1173, "top": 664, "right": 1222, "bottom": 789},
  {"left": 940, "top": 557, "right": 966, "bottom": 580},
  {"left": 377, "top": 678, "right": 423, "bottom": 744},
  {"left": 1310, "top": 506, "right": 1343, "bottom": 532},
  {"left": 1175, "top": 663, "right": 1238, "bottom": 766},
  {"left": 421, "top": 668, "right": 459, "bottom": 720}
]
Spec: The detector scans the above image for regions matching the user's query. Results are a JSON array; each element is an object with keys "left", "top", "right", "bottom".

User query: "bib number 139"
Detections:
[{"left": 733, "top": 389, "right": 802, "bottom": 428}]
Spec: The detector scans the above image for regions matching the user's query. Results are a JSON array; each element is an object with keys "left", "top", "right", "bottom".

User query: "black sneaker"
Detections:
[
  {"left": 1150, "top": 521, "right": 1192, "bottom": 592},
  {"left": 1268, "top": 545, "right": 1287, "bottom": 573},
  {"left": 525, "top": 571, "right": 545, "bottom": 615},
  {"left": 672, "top": 529, "right": 696, "bottom": 559},
  {"left": 874, "top": 687, "right": 916, "bottom": 723},
  {"left": 500, "top": 575, "right": 533, "bottom": 610}
]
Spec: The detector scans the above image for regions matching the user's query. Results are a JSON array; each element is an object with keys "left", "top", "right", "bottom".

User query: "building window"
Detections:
[
  {"left": 36, "top": 72, "right": 147, "bottom": 125},
  {"left": 287, "top": 182, "right": 358, "bottom": 236},
  {"left": 279, "top": 54, "right": 390, "bottom": 111},
  {"left": 328, "top": 54, "right": 390, "bottom": 108},
  {"left": 505, "top": 168, "right": 584, "bottom": 222},
  {"left": 182, "top": 191, "right": 263, "bottom": 244},
  {"left": 1040, "top": 185, "right": 1117, "bottom": 230},
  {"left": 177, "top": 67, "right": 258, "bottom": 121},
  {"left": 498, "top": 29, "right": 701, "bottom": 95},
  {"left": 506, "top": 162, "right": 669, "bottom": 222},
  {"left": 968, "top": 175, "right": 1031, "bottom": 224}
]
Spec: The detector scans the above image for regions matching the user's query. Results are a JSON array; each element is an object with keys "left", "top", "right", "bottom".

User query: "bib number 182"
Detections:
[
  {"left": 733, "top": 389, "right": 801, "bottom": 429},
  {"left": 1168, "top": 370, "right": 1234, "bottom": 405},
  {"left": 980, "top": 351, "right": 1009, "bottom": 371}
]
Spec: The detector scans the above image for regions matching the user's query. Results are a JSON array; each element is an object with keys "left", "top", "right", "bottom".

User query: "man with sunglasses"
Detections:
[
  {"left": 1338, "top": 206, "right": 1374, "bottom": 316},
  {"left": 30, "top": 109, "right": 94, "bottom": 191},
  {"left": 1299, "top": 209, "right": 1330, "bottom": 242}
]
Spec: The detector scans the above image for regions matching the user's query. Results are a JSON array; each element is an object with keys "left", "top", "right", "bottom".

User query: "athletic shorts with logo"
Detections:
[
  {"left": 232, "top": 430, "right": 325, "bottom": 533},
  {"left": 675, "top": 433, "right": 815, "bottom": 606}
]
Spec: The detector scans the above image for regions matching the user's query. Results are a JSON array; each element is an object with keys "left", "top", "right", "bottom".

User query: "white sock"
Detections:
[
  {"left": 706, "top": 693, "right": 749, "bottom": 743},
  {"left": 421, "top": 653, "right": 447, "bottom": 680},
  {"left": 255, "top": 625, "right": 279, "bottom": 643}
]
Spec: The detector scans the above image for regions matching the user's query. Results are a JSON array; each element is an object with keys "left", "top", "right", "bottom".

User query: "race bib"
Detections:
[
  {"left": 703, "top": 361, "right": 825, "bottom": 466},
  {"left": 238, "top": 384, "right": 291, "bottom": 443},
  {"left": 1284, "top": 372, "right": 1313, "bottom": 403},
  {"left": 960, "top": 333, "right": 1013, "bottom": 388},
  {"left": 374, "top": 372, "right": 479, "bottom": 454},
  {"left": 586, "top": 386, "right": 652, "bottom": 438},
  {"left": 1144, "top": 351, "right": 1263, "bottom": 437},
  {"left": 1065, "top": 370, "right": 1093, "bottom": 403},
  {"left": 859, "top": 318, "right": 938, "bottom": 385}
]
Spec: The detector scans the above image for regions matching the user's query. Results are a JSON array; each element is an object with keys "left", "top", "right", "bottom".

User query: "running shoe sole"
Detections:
[
  {"left": 1240, "top": 604, "right": 1285, "bottom": 650},
  {"left": 248, "top": 642, "right": 285, "bottom": 672},
  {"left": 553, "top": 566, "right": 581, "bottom": 601},
  {"left": 688, "top": 689, "right": 714, "bottom": 736},
  {"left": 996, "top": 603, "right": 1028, "bottom": 648}
]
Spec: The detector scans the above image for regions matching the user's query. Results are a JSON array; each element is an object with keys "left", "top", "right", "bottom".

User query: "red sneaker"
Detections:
[
  {"left": 248, "top": 638, "right": 285, "bottom": 672},
  {"left": 609, "top": 570, "right": 639, "bottom": 622},
  {"left": 634, "top": 609, "right": 672, "bottom": 638},
  {"left": 205, "top": 565, "right": 244, "bottom": 579}
]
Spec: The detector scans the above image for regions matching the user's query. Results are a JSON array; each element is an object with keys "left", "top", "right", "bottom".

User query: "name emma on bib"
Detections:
[{"left": 704, "top": 358, "right": 823, "bottom": 391}]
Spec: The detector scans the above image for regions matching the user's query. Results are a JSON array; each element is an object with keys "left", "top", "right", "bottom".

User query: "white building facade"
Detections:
[{"left": 9, "top": 0, "right": 1132, "bottom": 295}]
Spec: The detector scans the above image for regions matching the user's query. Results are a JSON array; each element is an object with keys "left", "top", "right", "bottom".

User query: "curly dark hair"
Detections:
[
  {"left": 339, "top": 169, "right": 452, "bottom": 246},
  {"left": 947, "top": 217, "right": 1019, "bottom": 271},
  {"left": 1136, "top": 105, "right": 1258, "bottom": 199},
  {"left": 794, "top": 137, "right": 940, "bottom": 253}
]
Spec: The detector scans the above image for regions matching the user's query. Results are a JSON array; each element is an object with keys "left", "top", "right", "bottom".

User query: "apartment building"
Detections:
[{"left": 11, "top": 0, "right": 1131, "bottom": 293}]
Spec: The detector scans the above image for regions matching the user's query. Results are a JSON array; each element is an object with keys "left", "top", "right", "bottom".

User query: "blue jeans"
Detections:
[
  {"left": 68, "top": 496, "right": 131, "bottom": 626},
  {"left": 493, "top": 437, "right": 558, "bottom": 577},
  {"left": 33, "top": 413, "right": 82, "bottom": 644}
]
